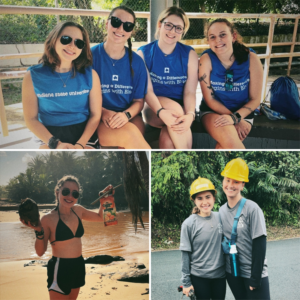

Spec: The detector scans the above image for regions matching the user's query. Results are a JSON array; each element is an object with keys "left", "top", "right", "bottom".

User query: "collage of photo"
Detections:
[{"left": 0, "top": 1, "right": 299, "bottom": 300}]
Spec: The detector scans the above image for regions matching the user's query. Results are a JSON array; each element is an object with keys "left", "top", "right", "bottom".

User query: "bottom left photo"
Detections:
[{"left": 0, "top": 151, "right": 149, "bottom": 300}]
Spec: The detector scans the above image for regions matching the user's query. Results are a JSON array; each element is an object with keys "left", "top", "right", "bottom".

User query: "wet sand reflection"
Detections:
[{"left": 0, "top": 211, "right": 149, "bottom": 262}]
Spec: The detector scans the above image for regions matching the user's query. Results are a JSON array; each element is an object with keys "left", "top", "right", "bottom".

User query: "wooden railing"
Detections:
[{"left": 0, "top": 5, "right": 299, "bottom": 137}]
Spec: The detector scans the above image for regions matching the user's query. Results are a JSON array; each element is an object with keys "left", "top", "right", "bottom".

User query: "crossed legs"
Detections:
[{"left": 143, "top": 97, "right": 192, "bottom": 149}]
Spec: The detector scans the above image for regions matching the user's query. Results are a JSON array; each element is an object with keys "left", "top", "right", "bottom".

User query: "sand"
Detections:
[{"left": 0, "top": 211, "right": 149, "bottom": 300}]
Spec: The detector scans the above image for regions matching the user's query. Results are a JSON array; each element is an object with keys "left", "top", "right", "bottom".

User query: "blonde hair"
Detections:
[{"left": 155, "top": 6, "right": 190, "bottom": 40}]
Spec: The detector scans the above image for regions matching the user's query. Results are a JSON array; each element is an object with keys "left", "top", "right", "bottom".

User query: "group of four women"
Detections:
[{"left": 22, "top": 5, "right": 263, "bottom": 150}]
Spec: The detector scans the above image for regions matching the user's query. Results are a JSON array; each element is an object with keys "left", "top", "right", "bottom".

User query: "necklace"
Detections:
[
  {"left": 108, "top": 56, "right": 119, "bottom": 67},
  {"left": 57, "top": 69, "right": 72, "bottom": 87}
]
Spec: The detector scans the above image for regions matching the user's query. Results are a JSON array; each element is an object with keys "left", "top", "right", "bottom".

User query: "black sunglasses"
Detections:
[
  {"left": 225, "top": 70, "right": 234, "bottom": 91},
  {"left": 109, "top": 16, "right": 135, "bottom": 32},
  {"left": 60, "top": 36, "right": 85, "bottom": 50},
  {"left": 61, "top": 188, "right": 80, "bottom": 199}
]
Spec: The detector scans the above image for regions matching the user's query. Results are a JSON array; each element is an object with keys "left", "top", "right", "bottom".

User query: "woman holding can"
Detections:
[
  {"left": 180, "top": 177, "right": 226, "bottom": 300},
  {"left": 219, "top": 158, "right": 270, "bottom": 300},
  {"left": 19, "top": 175, "right": 114, "bottom": 300}
]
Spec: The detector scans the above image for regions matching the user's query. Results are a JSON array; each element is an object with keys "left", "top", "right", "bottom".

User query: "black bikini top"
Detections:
[{"left": 50, "top": 208, "right": 84, "bottom": 244}]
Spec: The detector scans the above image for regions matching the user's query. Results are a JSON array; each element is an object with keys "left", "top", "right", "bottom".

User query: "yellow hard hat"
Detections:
[
  {"left": 221, "top": 158, "right": 249, "bottom": 182},
  {"left": 190, "top": 177, "right": 216, "bottom": 200}
]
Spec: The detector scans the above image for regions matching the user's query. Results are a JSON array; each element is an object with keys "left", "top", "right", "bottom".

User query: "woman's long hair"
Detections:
[
  {"left": 107, "top": 6, "right": 136, "bottom": 77},
  {"left": 191, "top": 190, "right": 216, "bottom": 214},
  {"left": 155, "top": 6, "right": 190, "bottom": 39},
  {"left": 39, "top": 21, "right": 92, "bottom": 74},
  {"left": 206, "top": 18, "right": 249, "bottom": 64},
  {"left": 54, "top": 175, "right": 82, "bottom": 210}
]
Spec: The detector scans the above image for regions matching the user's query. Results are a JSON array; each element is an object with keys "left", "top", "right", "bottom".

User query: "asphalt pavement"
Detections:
[{"left": 151, "top": 238, "right": 300, "bottom": 300}]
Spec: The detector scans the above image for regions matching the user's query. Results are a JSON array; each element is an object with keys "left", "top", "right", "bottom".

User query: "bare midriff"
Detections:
[{"left": 51, "top": 238, "right": 82, "bottom": 258}]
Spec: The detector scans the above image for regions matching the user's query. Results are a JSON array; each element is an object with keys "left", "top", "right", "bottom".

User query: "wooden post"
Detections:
[
  {"left": 0, "top": 82, "right": 9, "bottom": 137},
  {"left": 287, "top": 17, "right": 299, "bottom": 76},
  {"left": 261, "top": 16, "right": 276, "bottom": 103}
]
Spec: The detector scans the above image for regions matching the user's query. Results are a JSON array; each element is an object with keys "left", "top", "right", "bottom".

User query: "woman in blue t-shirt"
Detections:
[
  {"left": 199, "top": 19, "right": 263, "bottom": 149},
  {"left": 91, "top": 6, "right": 150, "bottom": 149},
  {"left": 137, "top": 6, "right": 198, "bottom": 149},
  {"left": 22, "top": 21, "right": 102, "bottom": 149}
]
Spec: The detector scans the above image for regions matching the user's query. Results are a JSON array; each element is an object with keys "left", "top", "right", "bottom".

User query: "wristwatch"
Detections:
[
  {"left": 48, "top": 136, "right": 60, "bottom": 149},
  {"left": 233, "top": 112, "right": 242, "bottom": 123},
  {"left": 124, "top": 111, "right": 131, "bottom": 120}
]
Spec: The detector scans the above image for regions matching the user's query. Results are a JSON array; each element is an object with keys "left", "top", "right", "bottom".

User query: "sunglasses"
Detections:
[
  {"left": 61, "top": 188, "right": 80, "bottom": 199},
  {"left": 108, "top": 16, "right": 135, "bottom": 32},
  {"left": 225, "top": 70, "right": 234, "bottom": 91},
  {"left": 163, "top": 22, "right": 184, "bottom": 34},
  {"left": 60, "top": 36, "right": 85, "bottom": 50}
]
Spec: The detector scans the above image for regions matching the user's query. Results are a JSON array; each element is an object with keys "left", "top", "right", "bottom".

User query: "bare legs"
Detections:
[
  {"left": 143, "top": 97, "right": 192, "bottom": 149},
  {"left": 97, "top": 115, "right": 151, "bottom": 149},
  {"left": 202, "top": 114, "right": 245, "bottom": 149},
  {"left": 49, "top": 288, "right": 80, "bottom": 300}
]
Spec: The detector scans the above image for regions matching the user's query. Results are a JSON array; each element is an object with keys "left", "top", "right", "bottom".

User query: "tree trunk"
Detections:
[
  {"left": 122, "top": 152, "right": 145, "bottom": 231},
  {"left": 137, "top": 152, "right": 149, "bottom": 196}
]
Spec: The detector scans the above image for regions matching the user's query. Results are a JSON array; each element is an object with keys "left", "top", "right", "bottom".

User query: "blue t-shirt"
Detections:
[
  {"left": 91, "top": 43, "right": 148, "bottom": 112},
  {"left": 138, "top": 40, "right": 194, "bottom": 100},
  {"left": 201, "top": 48, "right": 256, "bottom": 111},
  {"left": 29, "top": 64, "right": 92, "bottom": 127}
]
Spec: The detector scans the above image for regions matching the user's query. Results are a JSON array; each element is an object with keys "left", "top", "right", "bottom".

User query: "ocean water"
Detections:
[{"left": 0, "top": 211, "right": 149, "bottom": 262}]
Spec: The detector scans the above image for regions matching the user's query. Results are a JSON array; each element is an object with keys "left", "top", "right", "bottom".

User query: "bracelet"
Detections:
[
  {"left": 156, "top": 107, "right": 165, "bottom": 118},
  {"left": 186, "top": 111, "right": 195, "bottom": 120},
  {"left": 35, "top": 227, "right": 44, "bottom": 239},
  {"left": 230, "top": 114, "right": 237, "bottom": 125},
  {"left": 75, "top": 142, "right": 84, "bottom": 149}
]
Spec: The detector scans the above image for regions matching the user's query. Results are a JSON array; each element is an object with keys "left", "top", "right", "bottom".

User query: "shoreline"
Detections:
[{"left": 0, "top": 258, "right": 149, "bottom": 300}]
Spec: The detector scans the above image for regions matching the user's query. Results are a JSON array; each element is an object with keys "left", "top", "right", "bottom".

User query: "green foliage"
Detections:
[
  {"left": 4, "top": 152, "right": 149, "bottom": 211},
  {"left": 151, "top": 151, "right": 300, "bottom": 226}
]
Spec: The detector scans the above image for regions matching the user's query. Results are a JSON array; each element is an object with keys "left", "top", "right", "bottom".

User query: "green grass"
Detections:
[{"left": 2, "top": 83, "right": 22, "bottom": 106}]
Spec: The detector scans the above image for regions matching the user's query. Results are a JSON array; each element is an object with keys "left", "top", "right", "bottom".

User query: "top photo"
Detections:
[{"left": 0, "top": 0, "right": 299, "bottom": 150}]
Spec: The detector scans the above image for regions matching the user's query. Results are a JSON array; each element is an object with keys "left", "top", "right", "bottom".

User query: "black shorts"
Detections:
[
  {"left": 169, "top": 97, "right": 184, "bottom": 107},
  {"left": 47, "top": 256, "right": 86, "bottom": 295},
  {"left": 35, "top": 120, "right": 99, "bottom": 148}
]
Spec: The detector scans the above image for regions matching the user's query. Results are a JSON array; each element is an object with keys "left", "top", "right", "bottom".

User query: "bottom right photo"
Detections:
[{"left": 151, "top": 151, "right": 300, "bottom": 300}]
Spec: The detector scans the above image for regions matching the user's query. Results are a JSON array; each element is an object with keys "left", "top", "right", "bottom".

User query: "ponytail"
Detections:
[
  {"left": 232, "top": 41, "right": 249, "bottom": 65},
  {"left": 127, "top": 38, "right": 134, "bottom": 77},
  {"left": 192, "top": 206, "right": 200, "bottom": 214}
]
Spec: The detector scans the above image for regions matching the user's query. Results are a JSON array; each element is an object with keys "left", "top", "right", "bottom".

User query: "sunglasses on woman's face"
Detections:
[
  {"left": 225, "top": 70, "right": 234, "bottom": 91},
  {"left": 60, "top": 36, "right": 85, "bottom": 50},
  {"left": 61, "top": 188, "right": 80, "bottom": 199},
  {"left": 108, "top": 16, "right": 135, "bottom": 32}
]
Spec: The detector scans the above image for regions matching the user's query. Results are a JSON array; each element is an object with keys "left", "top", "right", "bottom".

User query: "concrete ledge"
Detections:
[{"left": 145, "top": 115, "right": 300, "bottom": 149}]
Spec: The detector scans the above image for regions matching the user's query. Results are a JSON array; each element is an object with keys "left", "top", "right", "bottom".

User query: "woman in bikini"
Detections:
[
  {"left": 199, "top": 19, "right": 263, "bottom": 149},
  {"left": 91, "top": 6, "right": 150, "bottom": 149},
  {"left": 20, "top": 175, "right": 112, "bottom": 300},
  {"left": 22, "top": 21, "right": 101, "bottom": 149},
  {"left": 137, "top": 6, "right": 198, "bottom": 149}
]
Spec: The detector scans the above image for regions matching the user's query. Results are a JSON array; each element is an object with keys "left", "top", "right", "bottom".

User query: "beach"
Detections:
[{"left": 0, "top": 210, "right": 149, "bottom": 300}]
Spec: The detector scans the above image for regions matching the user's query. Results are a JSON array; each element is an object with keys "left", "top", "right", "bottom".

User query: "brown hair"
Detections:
[
  {"left": 39, "top": 21, "right": 92, "bottom": 75},
  {"left": 54, "top": 175, "right": 82, "bottom": 209},
  {"left": 206, "top": 18, "right": 249, "bottom": 64},
  {"left": 108, "top": 6, "right": 136, "bottom": 77},
  {"left": 155, "top": 6, "right": 190, "bottom": 39},
  {"left": 191, "top": 190, "right": 215, "bottom": 214}
]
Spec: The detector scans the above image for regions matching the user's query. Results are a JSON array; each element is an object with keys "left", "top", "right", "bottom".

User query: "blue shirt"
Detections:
[
  {"left": 201, "top": 48, "right": 255, "bottom": 111},
  {"left": 91, "top": 42, "right": 148, "bottom": 112},
  {"left": 29, "top": 64, "right": 92, "bottom": 126},
  {"left": 138, "top": 40, "right": 193, "bottom": 100}
]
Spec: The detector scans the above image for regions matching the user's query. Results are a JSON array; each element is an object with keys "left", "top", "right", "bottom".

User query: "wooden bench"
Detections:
[{"left": 145, "top": 115, "right": 300, "bottom": 149}]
